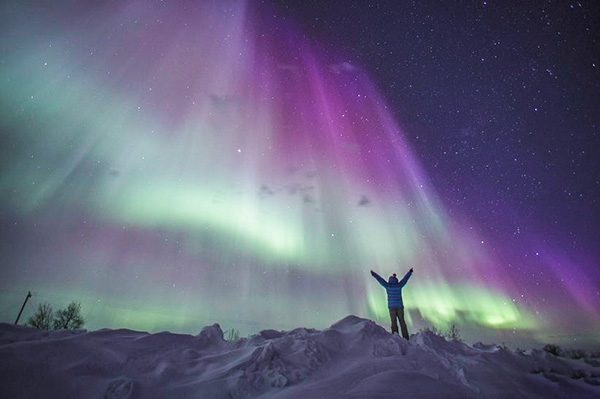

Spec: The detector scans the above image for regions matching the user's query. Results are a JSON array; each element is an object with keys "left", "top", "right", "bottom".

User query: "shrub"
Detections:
[
  {"left": 445, "top": 324, "right": 461, "bottom": 341},
  {"left": 225, "top": 328, "right": 240, "bottom": 341},
  {"left": 543, "top": 344, "right": 563, "bottom": 357},
  {"left": 570, "top": 369, "right": 586, "bottom": 379},
  {"left": 567, "top": 349, "right": 586, "bottom": 359}
]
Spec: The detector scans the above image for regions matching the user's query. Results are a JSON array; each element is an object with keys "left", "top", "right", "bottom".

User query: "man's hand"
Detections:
[{"left": 409, "top": 268, "right": 414, "bottom": 273}]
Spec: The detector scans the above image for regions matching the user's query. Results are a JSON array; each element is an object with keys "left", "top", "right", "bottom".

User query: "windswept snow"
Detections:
[{"left": 1, "top": 316, "right": 599, "bottom": 398}]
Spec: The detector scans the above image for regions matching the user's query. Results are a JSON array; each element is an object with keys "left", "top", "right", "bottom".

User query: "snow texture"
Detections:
[{"left": 1, "top": 316, "right": 599, "bottom": 398}]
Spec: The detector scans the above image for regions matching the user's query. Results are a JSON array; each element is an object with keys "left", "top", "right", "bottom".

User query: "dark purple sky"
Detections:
[{"left": 269, "top": 0, "right": 600, "bottom": 257}]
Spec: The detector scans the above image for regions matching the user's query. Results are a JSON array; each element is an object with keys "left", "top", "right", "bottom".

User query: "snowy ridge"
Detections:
[{"left": 1, "top": 316, "right": 599, "bottom": 398}]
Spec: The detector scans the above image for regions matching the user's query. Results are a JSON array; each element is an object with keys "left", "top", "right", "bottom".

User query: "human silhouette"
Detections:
[{"left": 370, "top": 268, "right": 413, "bottom": 339}]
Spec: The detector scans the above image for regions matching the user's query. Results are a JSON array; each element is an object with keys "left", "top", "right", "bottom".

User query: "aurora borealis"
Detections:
[{"left": 1, "top": 0, "right": 598, "bottom": 347}]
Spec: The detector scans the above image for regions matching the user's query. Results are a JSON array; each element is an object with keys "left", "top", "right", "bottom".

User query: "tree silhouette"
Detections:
[
  {"left": 445, "top": 324, "right": 461, "bottom": 341},
  {"left": 53, "top": 302, "right": 84, "bottom": 330},
  {"left": 26, "top": 303, "right": 54, "bottom": 330}
]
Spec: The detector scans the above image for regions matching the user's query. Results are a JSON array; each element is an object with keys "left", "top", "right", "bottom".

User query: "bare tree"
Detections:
[
  {"left": 26, "top": 303, "right": 54, "bottom": 330},
  {"left": 53, "top": 302, "right": 84, "bottom": 330}
]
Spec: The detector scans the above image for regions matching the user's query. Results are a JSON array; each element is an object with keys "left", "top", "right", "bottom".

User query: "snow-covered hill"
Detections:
[{"left": 1, "top": 316, "right": 599, "bottom": 398}]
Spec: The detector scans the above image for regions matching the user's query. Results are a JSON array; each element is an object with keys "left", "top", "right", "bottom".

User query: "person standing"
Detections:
[{"left": 370, "top": 268, "right": 413, "bottom": 339}]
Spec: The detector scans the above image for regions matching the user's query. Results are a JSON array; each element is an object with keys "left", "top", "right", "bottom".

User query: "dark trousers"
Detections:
[{"left": 389, "top": 307, "right": 409, "bottom": 339}]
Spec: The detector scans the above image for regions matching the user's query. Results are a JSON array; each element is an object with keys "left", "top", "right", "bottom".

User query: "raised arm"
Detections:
[
  {"left": 370, "top": 270, "right": 388, "bottom": 287},
  {"left": 399, "top": 268, "right": 413, "bottom": 287}
]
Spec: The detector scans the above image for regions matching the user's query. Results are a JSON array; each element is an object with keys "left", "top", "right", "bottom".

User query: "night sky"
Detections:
[{"left": 1, "top": 0, "right": 598, "bottom": 347}]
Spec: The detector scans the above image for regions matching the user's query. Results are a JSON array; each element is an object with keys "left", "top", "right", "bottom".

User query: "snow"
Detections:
[{"left": 1, "top": 316, "right": 599, "bottom": 398}]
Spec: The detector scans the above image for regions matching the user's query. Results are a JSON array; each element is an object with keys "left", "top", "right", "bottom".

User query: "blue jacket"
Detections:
[{"left": 371, "top": 270, "right": 412, "bottom": 308}]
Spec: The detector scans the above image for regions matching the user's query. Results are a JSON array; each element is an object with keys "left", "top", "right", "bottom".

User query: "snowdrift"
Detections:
[{"left": 1, "top": 316, "right": 599, "bottom": 398}]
